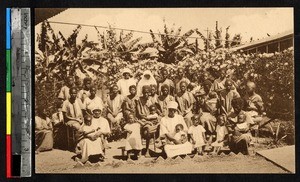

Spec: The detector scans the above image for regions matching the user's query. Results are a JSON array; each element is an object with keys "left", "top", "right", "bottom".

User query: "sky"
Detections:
[{"left": 35, "top": 8, "right": 293, "bottom": 49}]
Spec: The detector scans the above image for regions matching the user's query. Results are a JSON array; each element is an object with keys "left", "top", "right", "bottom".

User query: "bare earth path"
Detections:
[{"left": 35, "top": 139, "right": 288, "bottom": 174}]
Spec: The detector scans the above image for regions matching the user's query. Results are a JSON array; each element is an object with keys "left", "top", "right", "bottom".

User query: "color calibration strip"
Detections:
[{"left": 6, "top": 7, "right": 12, "bottom": 178}]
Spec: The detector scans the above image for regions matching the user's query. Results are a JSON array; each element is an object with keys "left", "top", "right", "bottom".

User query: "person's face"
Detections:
[
  {"left": 150, "top": 107, "right": 156, "bottom": 114},
  {"left": 144, "top": 74, "right": 150, "bottom": 80},
  {"left": 151, "top": 87, "right": 157, "bottom": 96},
  {"left": 180, "top": 83, "right": 187, "bottom": 92},
  {"left": 233, "top": 104, "right": 242, "bottom": 114},
  {"left": 84, "top": 117, "right": 92, "bottom": 126},
  {"left": 225, "top": 81, "right": 233, "bottom": 91},
  {"left": 67, "top": 77, "right": 74, "bottom": 87},
  {"left": 162, "top": 70, "right": 168, "bottom": 79},
  {"left": 168, "top": 108, "right": 176, "bottom": 118},
  {"left": 246, "top": 84, "right": 255, "bottom": 94},
  {"left": 192, "top": 118, "right": 199, "bottom": 126},
  {"left": 70, "top": 88, "right": 77, "bottom": 100},
  {"left": 175, "top": 126, "right": 182, "bottom": 133},
  {"left": 90, "top": 87, "right": 96, "bottom": 97},
  {"left": 203, "top": 84, "right": 210, "bottom": 93},
  {"left": 142, "top": 88, "right": 150, "bottom": 99},
  {"left": 203, "top": 73, "right": 209, "bottom": 81},
  {"left": 178, "top": 69, "right": 184, "bottom": 78},
  {"left": 238, "top": 114, "right": 246, "bottom": 123},
  {"left": 128, "top": 114, "right": 135, "bottom": 124},
  {"left": 162, "top": 87, "right": 169, "bottom": 96},
  {"left": 85, "top": 80, "right": 91, "bottom": 89},
  {"left": 112, "top": 86, "right": 119, "bottom": 94},
  {"left": 123, "top": 72, "right": 130, "bottom": 79},
  {"left": 93, "top": 109, "right": 101, "bottom": 118},
  {"left": 129, "top": 87, "right": 136, "bottom": 95}
]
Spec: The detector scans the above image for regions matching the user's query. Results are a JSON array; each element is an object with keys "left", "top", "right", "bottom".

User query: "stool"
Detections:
[{"left": 118, "top": 146, "right": 126, "bottom": 156}]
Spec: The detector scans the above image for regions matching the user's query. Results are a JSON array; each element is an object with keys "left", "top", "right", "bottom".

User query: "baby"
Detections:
[{"left": 173, "top": 124, "right": 188, "bottom": 144}]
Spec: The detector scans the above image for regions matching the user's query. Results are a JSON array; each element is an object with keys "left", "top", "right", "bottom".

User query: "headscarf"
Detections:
[{"left": 137, "top": 70, "right": 157, "bottom": 96}]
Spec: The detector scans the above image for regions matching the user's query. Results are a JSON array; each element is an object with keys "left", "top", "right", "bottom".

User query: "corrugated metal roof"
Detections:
[{"left": 230, "top": 30, "right": 293, "bottom": 51}]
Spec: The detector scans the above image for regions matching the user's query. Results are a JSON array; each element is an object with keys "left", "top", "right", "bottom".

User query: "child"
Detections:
[
  {"left": 147, "top": 104, "right": 159, "bottom": 121},
  {"left": 78, "top": 77, "right": 92, "bottom": 103},
  {"left": 188, "top": 114, "right": 207, "bottom": 155},
  {"left": 211, "top": 115, "right": 227, "bottom": 153},
  {"left": 58, "top": 76, "right": 75, "bottom": 100},
  {"left": 123, "top": 112, "right": 143, "bottom": 159},
  {"left": 174, "top": 124, "right": 188, "bottom": 144},
  {"left": 123, "top": 85, "right": 138, "bottom": 117}
]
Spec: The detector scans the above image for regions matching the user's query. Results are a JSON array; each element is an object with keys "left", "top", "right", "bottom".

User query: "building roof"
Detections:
[
  {"left": 35, "top": 8, "right": 68, "bottom": 25},
  {"left": 230, "top": 30, "right": 293, "bottom": 51}
]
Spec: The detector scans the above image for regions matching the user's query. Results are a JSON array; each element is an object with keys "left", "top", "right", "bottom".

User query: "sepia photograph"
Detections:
[{"left": 34, "top": 8, "right": 295, "bottom": 173}]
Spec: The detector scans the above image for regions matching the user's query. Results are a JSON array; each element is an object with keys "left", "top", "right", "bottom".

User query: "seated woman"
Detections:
[
  {"left": 157, "top": 84, "right": 174, "bottom": 117},
  {"left": 160, "top": 101, "right": 193, "bottom": 158},
  {"left": 76, "top": 114, "right": 104, "bottom": 164},
  {"left": 176, "top": 81, "right": 196, "bottom": 128},
  {"left": 227, "top": 98, "right": 254, "bottom": 155},
  {"left": 107, "top": 84, "right": 125, "bottom": 128},
  {"left": 135, "top": 85, "right": 159, "bottom": 157},
  {"left": 193, "top": 90, "right": 217, "bottom": 137},
  {"left": 35, "top": 107, "right": 53, "bottom": 153},
  {"left": 243, "top": 81, "right": 265, "bottom": 123}
]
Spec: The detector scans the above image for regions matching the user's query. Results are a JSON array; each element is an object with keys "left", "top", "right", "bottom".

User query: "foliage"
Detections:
[
  {"left": 213, "top": 21, "right": 223, "bottom": 49},
  {"left": 231, "top": 34, "right": 242, "bottom": 47},
  {"left": 148, "top": 20, "right": 196, "bottom": 64}
]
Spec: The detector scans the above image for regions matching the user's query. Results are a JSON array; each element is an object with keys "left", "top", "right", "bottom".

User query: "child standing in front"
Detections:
[
  {"left": 211, "top": 115, "right": 227, "bottom": 154},
  {"left": 123, "top": 112, "right": 143, "bottom": 160},
  {"left": 188, "top": 114, "right": 207, "bottom": 155}
]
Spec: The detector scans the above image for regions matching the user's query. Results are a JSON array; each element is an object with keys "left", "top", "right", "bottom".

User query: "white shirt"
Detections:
[
  {"left": 92, "top": 117, "right": 111, "bottom": 134},
  {"left": 160, "top": 114, "right": 188, "bottom": 137},
  {"left": 84, "top": 96, "right": 104, "bottom": 112}
]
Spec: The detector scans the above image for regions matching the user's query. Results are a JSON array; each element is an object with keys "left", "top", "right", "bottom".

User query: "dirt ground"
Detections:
[{"left": 35, "top": 139, "right": 289, "bottom": 174}]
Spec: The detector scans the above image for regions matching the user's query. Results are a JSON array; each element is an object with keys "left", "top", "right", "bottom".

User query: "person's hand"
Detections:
[{"left": 218, "top": 140, "right": 222, "bottom": 143}]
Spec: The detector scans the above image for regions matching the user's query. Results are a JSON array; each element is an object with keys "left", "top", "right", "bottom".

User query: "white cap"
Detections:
[
  {"left": 167, "top": 101, "right": 178, "bottom": 109},
  {"left": 122, "top": 68, "right": 132, "bottom": 75}
]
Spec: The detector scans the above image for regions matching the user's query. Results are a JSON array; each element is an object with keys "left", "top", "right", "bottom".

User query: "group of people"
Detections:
[{"left": 35, "top": 66, "right": 265, "bottom": 163}]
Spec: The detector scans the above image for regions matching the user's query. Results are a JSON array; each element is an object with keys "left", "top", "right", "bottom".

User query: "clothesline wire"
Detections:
[{"left": 47, "top": 21, "right": 245, "bottom": 44}]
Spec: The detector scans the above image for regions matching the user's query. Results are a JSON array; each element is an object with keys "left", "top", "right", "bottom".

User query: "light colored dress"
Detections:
[
  {"left": 188, "top": 125, "right": 206, "bottom": 147},
  {"left": 212, "top": 125, "right": 227, "bottom": 147},
  {"left": 124, "top": 123, "right": 143, "bottom": 151}
]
